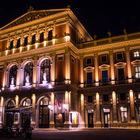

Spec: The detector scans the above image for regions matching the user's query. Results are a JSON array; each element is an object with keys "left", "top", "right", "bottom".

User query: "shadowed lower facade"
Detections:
[{"left": 0, "top": 7, "right": 140, "bottom": 129}]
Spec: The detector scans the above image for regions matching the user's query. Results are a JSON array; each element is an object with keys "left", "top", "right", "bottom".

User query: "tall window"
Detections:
[
  {"left": 135, "top": 66, "right": 140, "bottom": 78},
  {"left": 120, "top": 107, "right": 128, "bottom": 123},
  {"left": 40, "top": 59, "right": 51, "bottom": 84},
  {"left": 48, "top": 30, "right": 53, "bottom": 40},
  {"left": 87, "top": 72, "right": 92, "bottom": 84},
  {"left": 9, "top": 40, "right": 14, "bottom": 49},
  {"left": 40, "top": 32, "right": 44, "bottom": 42},
  {"left": 24, "top": 37, "right": 28, "bottom": 46},
  {"left": 102, "top": 70, "right": 108, "bottom": 83},
  {"left": 9, "top": 65, "right": 18, "bottom": 87},
  {"left": 134, "top": 50, "right": 140, "bottom": 58},
  {"left": 17, "top": 38, "right": 20, "bottom": 48},
  {"left": 32, "top": 34, "right": 36, "bottom": 44},
  {"left": 24, "top": 62, "right": 33, "bottom": 85},
  {"left": 118, "top": 68, "right": 125, "bottom": 80}
]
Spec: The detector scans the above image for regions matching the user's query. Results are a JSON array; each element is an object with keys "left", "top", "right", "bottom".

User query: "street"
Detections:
[{"left": 1, "top": 128, "right": 140, "bottom": 140}]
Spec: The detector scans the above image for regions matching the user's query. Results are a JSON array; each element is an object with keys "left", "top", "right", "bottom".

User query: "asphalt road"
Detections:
[{"left": 1, "top": 128, "right": 140, "bottom": 140}]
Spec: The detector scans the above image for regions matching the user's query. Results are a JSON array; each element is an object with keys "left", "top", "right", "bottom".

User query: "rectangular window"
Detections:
[
  {"left": 101, "top": 55, "right": 107, "bottom": 63},
  {"left": 57, "top": 55, "right": 64, "bottom": 61},
  {"left": 103, "top": 94, "right": 109, "bottom": 102},
  {"left": 86, "top": 58, "right": 92, "bottom": 65},
  {"left": 118, "top": 68, "right": 125, "bottom": 80},
  {"left": 87, "top": 72, "right": 92, "bottom": 84},
  {"left": 135, "top": 66, "right": 140, "bottom": 78},
  {"left": 120, "top": 93, "right": 126, "bottom": 100},
  {"left": 102, "top": 70, "right": 108, "bottom": 83},
  {"left": 116, "top": 52, "right": 123, "bottom": 60},
  {"left": 88, "top": 96, "right": 93, "bottom": 103},
  {"left": 134, "top": 50, "right": 140, "bottom": 58}
]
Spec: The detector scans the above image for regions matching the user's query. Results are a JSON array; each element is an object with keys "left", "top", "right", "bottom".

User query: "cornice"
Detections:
[{"left": 78, "top": 38, "right": 140, "bottom": 55}]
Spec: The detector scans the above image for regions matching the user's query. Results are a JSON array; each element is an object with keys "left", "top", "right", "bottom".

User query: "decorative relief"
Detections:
[{"left": 2, "top": 11, "right": 59, "bottom": 30}]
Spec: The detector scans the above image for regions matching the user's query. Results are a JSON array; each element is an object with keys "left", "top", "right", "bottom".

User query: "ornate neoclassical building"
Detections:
[{"left": 0, "top": 7, "right": 140, "bottom": 129}]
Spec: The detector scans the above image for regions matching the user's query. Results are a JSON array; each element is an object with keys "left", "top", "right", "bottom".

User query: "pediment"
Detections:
[{"left": 0, "top": 9, "right": 68, "bottom": 30}]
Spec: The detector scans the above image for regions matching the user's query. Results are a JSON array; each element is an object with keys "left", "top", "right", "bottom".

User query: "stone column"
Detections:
[
  {"left": 65, "top": 50, "right": 71, "bottom": 84},
  {"left": 0, "top": 96, "right": 4, "bottom": 128},
  {"left": 36, "top": 66, "right": 40, "bottom": 86},
  {"left": 79, "top": 56, "right": 84, "bottom": 87},
  {"left": 16, "top": 64, "right": 21, "bottom": 89},
  {"left": 14, "top": 95, "right": 19, "bottom": 126},
  {"left": 2, "top": 66, "right": 8, "bottom": 89},
  {"left": 80, "top": 94, "right": 85, "bottom": 127},
  {"left": 109, "top": 50, "right": 115, "bottom": 84},
  {"left": 28, "top": 34, "right": 32, "bottom": 45},
  {"left": 19, "top": 67, "right": 24, "bottom": 87},
  {"left": 126, "top": 48, "right": 132, "bottom": 83},
  {"left": 50, "top": 54, "right": 55, "bottom": 85},
  {"left": 13, "top": 38, "right": 17, "bottom": 48},
  {"left": 33, "top": 58, "right": 38, "bottom": 87},
  {"left": 95, "top": 92, "right": 101, "bottom": 127},
  {"left": 36, "top": 31, "right": 40, "bottom": 43},
  {"left": 63, "top": 91, "right": 70, "bottom": 128},
  {"left": 50, "top": 92, "right": 55, "bottom": 127},
  {"left": 129, "top": 90, "right": 136, "bottom": 122},
  {"left": 32, "top": 94, "right": 36, "bottom": 127},
  {"left": 112, "top": 91, "right": 118, "bottom": 124},
  {"left": 94, "top": 54, "right": 99, "bottom": 86}
]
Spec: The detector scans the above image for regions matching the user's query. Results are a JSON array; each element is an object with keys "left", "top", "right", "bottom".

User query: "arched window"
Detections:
[
  {"left": 9, "top": 65, "right": 18, "bottom": 87},
  {"left": 24, "top": 36, "right": 28, "bottom": 46},
  {"left": 22, "top": 98, "right": 31, "bottom": 107},
  {"left": 40, "top": 32, "right": 44, "bottom": 42},
  {"left": 5, "top": 100, "right": 15, "bottom": 127},
  {"left": 24, "top": 62, "right": 33, "bottom": 86},
  {"left": 32, "top": 34, "right": 36, "bottom": 44},
  {"left": 6, "top": 100, "right": 15, "bottom": 109},
  {"left": 17, "top": 38, "right": 20, "bottom": 48},
  {"left": 48, "top": 30, "right": 52, "bottom": 40},
  {"left": 9, "top": 40, "right": 14, "bottom": 49},
  {"left": 40, "top": 59, "right": 51, "bottom": 84}
]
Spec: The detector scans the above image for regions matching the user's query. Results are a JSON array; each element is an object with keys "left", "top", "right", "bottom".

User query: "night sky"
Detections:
[{"left": 0, "top": 0, "right": 140, "bottom": 38}]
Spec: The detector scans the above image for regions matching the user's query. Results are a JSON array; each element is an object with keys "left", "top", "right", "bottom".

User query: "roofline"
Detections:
[{"left": 0, "top": 8, "right": 70, "bottom": 31}]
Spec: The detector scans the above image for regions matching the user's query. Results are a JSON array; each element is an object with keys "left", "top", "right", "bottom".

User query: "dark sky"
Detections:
[{"left": 0, "top": 0, "right": 140, "bottom": 38}]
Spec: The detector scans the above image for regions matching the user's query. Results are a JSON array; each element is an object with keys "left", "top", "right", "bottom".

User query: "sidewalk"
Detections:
[{"left": 34, "top": 127, "right": 140, "bottom": 132}]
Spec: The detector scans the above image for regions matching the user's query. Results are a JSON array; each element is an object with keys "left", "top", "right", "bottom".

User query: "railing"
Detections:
[
  {"left": 80, "top": 78, "right": 140, "bottom": 88},
  {"left": 78, "top": 32, "right": 140, "bottom": 49}
]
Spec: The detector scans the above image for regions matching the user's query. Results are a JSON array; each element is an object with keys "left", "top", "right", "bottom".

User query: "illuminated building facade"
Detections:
[{"left": 0, "top": 8, "right": 140, "bottom": 128}]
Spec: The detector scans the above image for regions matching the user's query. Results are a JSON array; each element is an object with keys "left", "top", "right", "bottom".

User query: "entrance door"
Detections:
[
  {"left": 5, "top": 112, "right": 14, "bottom": 127},
  {"left": 21, "top": 112, "right": 31, "bottom": 128},
  {"left": 39, "top": 105, "right": 49, "bottom": 128},
  {"left": 104, "top": 112, "right": 110, "bottom": 127},
  {"left": 88, "top": 113, "right": 94, "bottom": 127}
]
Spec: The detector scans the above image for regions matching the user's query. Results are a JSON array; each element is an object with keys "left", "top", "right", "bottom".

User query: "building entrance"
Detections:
[
  {"left": 88, "top": 112, "right": 94, "bottom": 127},
  {"left": 39, "top": 97, "right": 50, "bottom": 128},
  {"left": 103, "top": 108, "right": 110, "bottom": 127}
]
